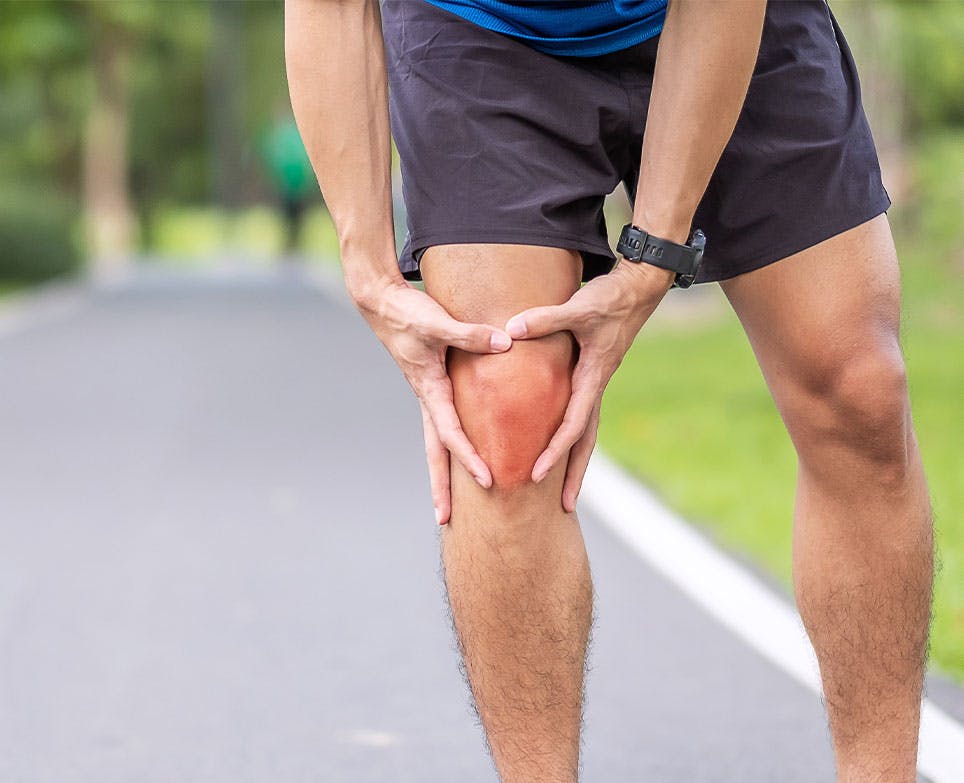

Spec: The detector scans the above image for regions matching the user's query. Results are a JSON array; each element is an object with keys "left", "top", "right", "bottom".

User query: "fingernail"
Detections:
[
  {"left": 434, "top": 507, "right": 443, "bottom": 525},
  {"left": 505, "top": 317, "right": 526, "bottom": 339},
  {"left": 490, "top": 331, "right": 511, "bottom": 351},
  {"left": 474, "top": 473, "right": 491, "bottom": 489}
]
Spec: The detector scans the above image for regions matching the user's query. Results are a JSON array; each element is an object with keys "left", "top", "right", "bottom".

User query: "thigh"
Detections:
[
  {"left": 720, "top": 213, "right": 903, "bottom": 416},
  {"left": 421, "top": 243, "right": 582, "bottom": 324}
]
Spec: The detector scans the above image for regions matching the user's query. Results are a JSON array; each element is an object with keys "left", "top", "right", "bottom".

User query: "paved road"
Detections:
[{"left": 0, "top": 266, "right": 956, "bottom": 782}]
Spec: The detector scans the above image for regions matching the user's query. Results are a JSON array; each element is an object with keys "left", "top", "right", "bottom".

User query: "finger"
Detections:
[
  {"left": 531, "top": 365, "right": 600, "bottom": 482},
  {"left": 562, "top": 402, "right": 600, "bottom": 513},
  {"left": 504, "top": 302, "right": 578, "bottom": 341},
  {"left": 423, "top": 381, "right": 493, "bottom": 489},
  {"left": 420, "top": 402, "right": 451, "bottom": 525},
  {"left": 429, "top": 313, "right": 511, "bottom": 354}
]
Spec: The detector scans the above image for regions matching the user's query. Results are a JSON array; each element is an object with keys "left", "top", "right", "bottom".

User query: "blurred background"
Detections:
[
  {"left": 0, "top": 0, "right": 339, "bottom": 288},
  {"left": 0, "top": 0, "right": 960, "bottom": 685}
]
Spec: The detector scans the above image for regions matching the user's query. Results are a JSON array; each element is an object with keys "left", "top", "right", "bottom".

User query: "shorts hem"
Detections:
[
  {"left": 697, "top": 195, "right": 892, "bottom": 284},
  {"left": 400, "top": 228, "right": 616, "bottom": 281}
]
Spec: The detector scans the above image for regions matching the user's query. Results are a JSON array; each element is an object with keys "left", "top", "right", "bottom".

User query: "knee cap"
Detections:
[{"left": 451, "top": 343, "right": 573, "bottom": 488}]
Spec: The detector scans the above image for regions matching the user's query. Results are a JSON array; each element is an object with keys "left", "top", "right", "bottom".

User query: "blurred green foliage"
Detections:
[
  {"left": 0, "top": 0, "right": 299, "bottom": 276},
  {"left": 909, "top": 132, "right": 964, "bottom": 256},
  {"left": 0, "top": 187, "right": 80, "bottom": 281},
  {"left": 891, "top": 1, "right": 964, "bottom": 132}
]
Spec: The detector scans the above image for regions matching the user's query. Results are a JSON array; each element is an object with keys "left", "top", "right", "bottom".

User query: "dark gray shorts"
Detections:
[{"left": 382, "top": 0, "right": 891, "bottom": 284}]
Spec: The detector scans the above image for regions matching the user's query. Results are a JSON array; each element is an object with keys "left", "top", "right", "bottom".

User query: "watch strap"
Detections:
[{"left": 616, "top": 225, "right": 706, "bottom": 288}]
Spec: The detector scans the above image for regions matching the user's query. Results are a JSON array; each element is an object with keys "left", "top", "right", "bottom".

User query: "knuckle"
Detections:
[
  {"left": 562, "top": 414, "right": 587, "bottom": 435},
  {"left": 446, "top": 328, "right": 468, "bottom": 348}
]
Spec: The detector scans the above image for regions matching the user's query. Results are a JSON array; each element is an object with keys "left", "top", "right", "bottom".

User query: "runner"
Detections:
[{"left": 285, "top": 2, "right": 934, "bottom": 780}]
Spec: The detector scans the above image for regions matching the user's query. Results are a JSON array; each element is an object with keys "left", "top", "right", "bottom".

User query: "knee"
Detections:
[
  {"left": 785, "top": 344, "right": 911, "bottom": 478},
  {"left": 449, "top": 334, "right": 574, "bottom": 489}
]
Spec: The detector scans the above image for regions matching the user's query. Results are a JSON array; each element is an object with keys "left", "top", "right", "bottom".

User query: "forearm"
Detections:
[
  {"left": 284, "top": 0, "right": 400, "bottom": 300},
  {"left": 634, "top": 0, "right": 767, "bottom": 243}
]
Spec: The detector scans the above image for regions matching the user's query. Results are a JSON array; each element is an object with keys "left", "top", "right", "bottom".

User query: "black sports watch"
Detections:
[{"left": 616, "top": 224, "right": 707, "bottom": 289}]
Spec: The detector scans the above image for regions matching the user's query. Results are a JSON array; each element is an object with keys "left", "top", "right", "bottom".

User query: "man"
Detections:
[
  {"left": 284, "top": 1, "right": 934, "bottom": 781},
  {"left": 259, "top": 110, "right": 317, "bottom": 254}
]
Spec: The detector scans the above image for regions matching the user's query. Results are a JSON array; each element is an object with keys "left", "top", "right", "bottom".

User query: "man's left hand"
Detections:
[{"left": 505, "top": 260, "right": 675, "bottom": 512}]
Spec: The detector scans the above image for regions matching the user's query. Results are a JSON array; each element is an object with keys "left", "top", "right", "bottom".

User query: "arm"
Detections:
[
  {"left": 632, "top": 0, "right": 768, "bottom": 244},
  {"left": 506, "top": 0, "right": 767, "bottom": 509},
  {"left": 285, "top": 0, "right": 514, "bottom": 522},
  {"left": 284, "top": 0, "right": 396, "bottom": 299}
]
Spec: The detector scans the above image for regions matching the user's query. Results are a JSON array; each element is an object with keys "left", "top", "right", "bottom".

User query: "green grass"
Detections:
[
  {"left": 0, "top": 280, "right": 31, "bottom": 300},
  {"left": 598, "top": 241, "right": 964, "bottom": 683},
  {"left": 147, "top": 204, "right": 340, "bottom": 262}
]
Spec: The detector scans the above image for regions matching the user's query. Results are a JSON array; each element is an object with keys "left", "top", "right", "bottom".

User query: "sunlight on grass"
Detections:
[{"left": 147, "top": 205, "right": 339, "bottom": 263}]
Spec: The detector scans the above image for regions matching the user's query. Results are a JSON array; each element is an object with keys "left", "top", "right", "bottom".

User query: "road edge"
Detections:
[{"left": 580, "top": 450, "right": 964, "bottom": 783}]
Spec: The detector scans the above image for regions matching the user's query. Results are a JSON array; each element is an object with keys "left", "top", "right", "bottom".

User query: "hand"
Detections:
[
  {"left": 352, "top": 277, "right": 513, "bottom": 525},
  {"left": 505, "top": 261, "right": 675, "bottom": 512}
]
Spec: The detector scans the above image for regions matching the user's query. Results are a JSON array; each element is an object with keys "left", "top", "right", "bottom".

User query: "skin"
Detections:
[
  {"left": 285, "top": 1, "right": 934, "bottom": 780},
  {"left": 720, "top": 213, "right": 933, "bottom": 782},
  {"left": 423, "top": 245, "right": 591, "bottom": 782}
]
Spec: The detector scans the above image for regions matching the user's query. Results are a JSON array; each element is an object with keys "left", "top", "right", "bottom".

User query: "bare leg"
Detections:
[
  {"left": 421, "top": 244, "right": 592, "bottom": 783},
  {"left": 721, "top": 214, "right": 934, "bottom": 782}
]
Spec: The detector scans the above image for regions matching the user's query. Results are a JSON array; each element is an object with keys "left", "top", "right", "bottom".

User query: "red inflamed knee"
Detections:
[{"left": 449, "top": 335, "right": 574, "bottom": 489}]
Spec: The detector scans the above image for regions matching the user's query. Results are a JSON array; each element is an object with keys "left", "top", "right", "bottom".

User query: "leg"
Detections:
[
  {"left": 421, "top": 244, "right": 592, "bottom": 783},
  {"left": 721, "top": 215, "right": 934, "bottom": 782}
]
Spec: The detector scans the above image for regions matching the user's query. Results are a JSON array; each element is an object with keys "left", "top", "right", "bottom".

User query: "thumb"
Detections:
[
  {"left": 444, "top": 318, "right": 513, "bottom": 354},
  {"left": 504, "top": 303, "right": 573, "bottom": 340}
]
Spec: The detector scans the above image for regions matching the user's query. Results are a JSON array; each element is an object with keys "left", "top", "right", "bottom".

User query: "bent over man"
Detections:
[{"left": 285, "top": 1, "right": 934, "bottom": 780}]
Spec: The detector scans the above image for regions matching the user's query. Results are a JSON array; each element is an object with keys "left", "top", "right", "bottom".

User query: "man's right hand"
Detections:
[{"left": 351, "top": 277, "right": 513, "bottom": 525}]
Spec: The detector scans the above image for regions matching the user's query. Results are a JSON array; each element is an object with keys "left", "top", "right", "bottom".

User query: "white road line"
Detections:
[{"left": 580, "top": 450, "right": 964, "bottom": 783}]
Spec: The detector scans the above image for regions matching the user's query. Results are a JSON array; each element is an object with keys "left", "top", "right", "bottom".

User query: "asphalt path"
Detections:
[{"left": 0, "top": 265, "right": 958, "bottom": 782}]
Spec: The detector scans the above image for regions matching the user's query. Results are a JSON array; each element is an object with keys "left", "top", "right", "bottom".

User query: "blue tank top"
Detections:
[{"left": 422, "top": 0, "right": 668, "bottom": 57}]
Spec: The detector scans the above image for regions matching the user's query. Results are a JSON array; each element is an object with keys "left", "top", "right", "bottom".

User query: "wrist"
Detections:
[
  {"left": 337, "top": 226, "right": 402, "bottom": 301},
  {"left": 343, "top": 265, "right": 405, "bottom": 313},
  {"left": 612, "top": 258, "right": 675, "bottom": 308},
  {"left": 630, "top": 207, "right": 694, "bottom": 245}
]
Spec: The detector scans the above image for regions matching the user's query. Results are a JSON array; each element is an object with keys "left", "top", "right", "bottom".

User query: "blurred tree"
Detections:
[
  {"left": 835, "top": 0, "right": 964, "bottom": 201},
  {"left": 833, "top": 0, "right": 909, "bottom": 199},
  {"left": 81, "top": 1, "right": 143, "bottom": 271},
  {"left": 0, "top": 0, "right": 86, "bottom": 280},
  {"left": 208, "top": 0, "right": 245, "bottom": 210},
  {"left": 0, "top": 0, "right": 290, "bottom": 275}
]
